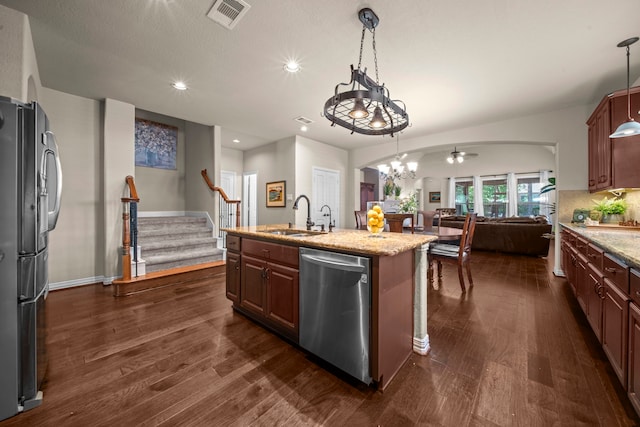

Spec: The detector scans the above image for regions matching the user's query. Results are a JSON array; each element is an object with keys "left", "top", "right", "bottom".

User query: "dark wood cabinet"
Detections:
[
  {"left": 240, "top": 254, "right": 267, "bottom": 315},
  {"left": 225, "top": 251, "right": 241, "bottom": 302},
  {"left": 562, "top": 227, "right": 639, "bottom": 415},
  {"left": 587, "top": 86, "right": 640, "bottom": 192},
  {"left": 587, "top": 101, "right": 611, "bottom": 191},
  {"left": 628, "top": 299, "right": 640, "bottom": 414},
  {"left": 264, "top": 262, "right": 299, "bottom": 333},
  {"left": 603, "top": 278, "right": 629, "bottom": 386},
  {"left": 226, "top": 235, "right": 242, "bottom": 303},
  {"left": 237, "top": 238, "right": 299, "bottom": 340},
  {"left": 576, "top": 252, "right": 589, "bottom": 314},
  {"left": 586, "top": 263, "right": 604, "bottom": 342}
]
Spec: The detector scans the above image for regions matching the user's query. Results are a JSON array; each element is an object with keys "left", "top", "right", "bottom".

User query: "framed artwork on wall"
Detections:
[
  {"left": 134, "top": 118, "right": 178, "bottom": 170},
  {"left": 266, "top": 181, "right": 286, "bottom": 207},
  {"left": 429, "top": 191, "right": 441, "bottom": 203}
]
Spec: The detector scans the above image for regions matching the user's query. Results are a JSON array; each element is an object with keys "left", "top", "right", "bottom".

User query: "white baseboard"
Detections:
[
  {"left": 49, "top": 275, "right": 108, "bottom": 291},
  {"left": 553, "top": 268, "right": 566, "bottom": 277}
]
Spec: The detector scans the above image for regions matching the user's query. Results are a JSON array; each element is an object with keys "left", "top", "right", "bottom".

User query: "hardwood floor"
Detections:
[{"left": 2, "top": 248, "right": 639, "bottom": 426}]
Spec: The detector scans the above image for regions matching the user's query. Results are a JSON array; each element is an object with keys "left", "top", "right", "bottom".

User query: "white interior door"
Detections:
[
  {"left": 220, "top": 171, "right": 236, "bottom": 228},
  {"left": 243, "top": 172, "right": 257, "bottom": 227},
  {"left": 311, "top": 167, "right": 340, "bottom": 229}
]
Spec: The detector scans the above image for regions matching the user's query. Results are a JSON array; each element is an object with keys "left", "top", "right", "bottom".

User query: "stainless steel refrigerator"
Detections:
[{"left": 0, "top": 97, "right": 62, "bottom": 421}]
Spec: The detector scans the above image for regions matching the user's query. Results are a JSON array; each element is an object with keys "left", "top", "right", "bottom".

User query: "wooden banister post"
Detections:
[{"left": 122, "top": 211, "right": 131, "bottom": 281}]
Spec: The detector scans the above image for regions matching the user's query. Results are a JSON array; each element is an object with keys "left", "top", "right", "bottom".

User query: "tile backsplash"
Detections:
[{"left": 558, "top": 189, "right": 640, "bottom": 223}]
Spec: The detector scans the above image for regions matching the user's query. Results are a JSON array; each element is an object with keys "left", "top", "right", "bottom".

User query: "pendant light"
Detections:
[
  {"left": 323, "top": 8, "right": 409, "bottom": 136},
  {"left": 610, "top": 36, "right": 640, "bottom": 138}
]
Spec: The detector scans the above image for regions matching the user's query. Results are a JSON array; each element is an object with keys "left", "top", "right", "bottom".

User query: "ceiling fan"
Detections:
[{"left": 446, "top": 147, "right": 478, "bottom": 164}]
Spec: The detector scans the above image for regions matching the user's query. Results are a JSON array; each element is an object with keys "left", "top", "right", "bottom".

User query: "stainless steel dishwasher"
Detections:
[{"left": 299, "top": 247, "right": 372, "bottom": 384}]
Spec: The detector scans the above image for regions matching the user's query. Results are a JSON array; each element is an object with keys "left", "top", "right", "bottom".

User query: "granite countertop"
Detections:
[
  {"left": 223, "top": 224, "right": 437, "bottom": 256},
  {"left": 560, "top": 223, "right": 640, "bottom": 270}
]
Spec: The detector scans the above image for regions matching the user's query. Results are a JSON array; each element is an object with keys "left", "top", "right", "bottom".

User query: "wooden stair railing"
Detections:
[
  {"left": 120, "top": 175, "right": 140, "bottom": 281},
  {"left": 201, "top": 169, "right": 241, "bottom": 230}
]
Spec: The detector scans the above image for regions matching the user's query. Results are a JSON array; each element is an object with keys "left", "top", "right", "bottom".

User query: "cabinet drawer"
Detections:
[
  {"left": 227, "top": 235, "right": 241, "bottom": 252},
  {"left": 562, "top": 229, "right": 576, "bottom": 246},
  {"left": 631, "top": 269, "right": 640, "bottom": 306},
  {"left": 575, "top": 237, "right": 589, "bottom": 256},
  {"left": 587, "top": 243, "right": 604, "bottom": 271},
  {"left": 242, "top": 238, "right": 299, "bottom": 267},
  {"left": 604, "top": 253, "right": 630, "bottom": 294}
]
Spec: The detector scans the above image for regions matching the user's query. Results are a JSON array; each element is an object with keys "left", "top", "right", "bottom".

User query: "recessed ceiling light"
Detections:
[
  {"left": 284, "top": 60, "right": 300, "bottom": 73},
  {"left": 232, "top": 139, "right": 240, "bottom": 144},
  {"left": 300, "top": 125, "right": 308, "bottom": 132},
  {"left": 171, "top": 81, "right": 188, "bottom": 90}
]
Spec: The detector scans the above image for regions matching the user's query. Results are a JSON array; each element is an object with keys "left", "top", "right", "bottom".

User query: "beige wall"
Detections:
[
  {"left": 294, "top": 135, "right": 349, "bottom": 228},
  {"left": 103, "top": 99, "right": 135, "bottom": 282},
  {"left": 39, "top": 88, "right": 103, "bottom": 284},
  {"left": 134, "top": 109, "right": 186, "bottom": 212},
  {"left": 0, "top": 6, "right": 27, "bottom": 101},
  {"left": 184, "top": 122, "right": 216, "bottom": 228},
  {"left": 244, "top": 137, "right": 296, "bottom": 225}
]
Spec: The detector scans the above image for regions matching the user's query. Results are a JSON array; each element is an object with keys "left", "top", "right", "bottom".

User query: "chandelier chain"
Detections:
[
  {"left": 372, "top": 29, "right": 380, "bottom": 84},
  {"left": 357, "top": 26, "right": 366, "bottom": 71}
]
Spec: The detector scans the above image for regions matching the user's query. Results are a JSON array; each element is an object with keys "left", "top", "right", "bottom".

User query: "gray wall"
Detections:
[
  {"left": 184, "top": 122, "right": 216, "bottom": 228},
  {"left": 134, "top": 109, "right": 187, "bottom": 212}
]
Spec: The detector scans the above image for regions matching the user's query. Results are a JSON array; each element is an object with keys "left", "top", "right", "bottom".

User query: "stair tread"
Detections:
[
  {"left": 142, "top": 237, "right": 216, "bottom": 250},
  {"left": 135, "top": 214, "right": 223, "bottom": 274}
]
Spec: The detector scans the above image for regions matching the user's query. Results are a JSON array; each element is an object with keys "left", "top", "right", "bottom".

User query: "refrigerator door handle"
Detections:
[{"left": 43, "top": 131, "right": 62, "bottom": 231}]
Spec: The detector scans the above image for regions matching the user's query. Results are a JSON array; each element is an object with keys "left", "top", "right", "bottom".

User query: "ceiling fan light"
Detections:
[
  {"left": 349, "top": 98, "right": 370, "bottom": 119},
  {"left": 610, "top": 119, "right": 640, "bottom": 138},
  {"left": 457, "top": 156, "right": 464, "bottom": 163},
  {"left": 368, "top": 106, "right": 387, "bottom": 129},
  {"left": 447, "top": 156, "right": 454, "bottom": 164}
]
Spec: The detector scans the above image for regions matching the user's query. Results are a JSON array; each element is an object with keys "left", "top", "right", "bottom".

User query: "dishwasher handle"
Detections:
[{"left": 300, "top": 253, "right": 366, "bottom": 273}]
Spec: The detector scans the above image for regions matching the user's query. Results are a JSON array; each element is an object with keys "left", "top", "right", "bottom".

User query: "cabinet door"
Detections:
[
  {"left": 225, "top": 251, "right": 241, "bottom": 302},
  {"left": 576, "top": 253, "right": 589, "bottom": 314},
  {"left": 587, "top": 118, "right": 599, "bottom": 191},
  {"left": 628, "top": 302, "right": 640, "bottom": 414},
  {"left": 596, "top": 102, "right": 612, "bottom": 190},
  {"left": 240, "top": 255, "right": 266, "bottom": 315},
  {"left": 586, "top": 263, "right": 603, "bottom": 342},
  {"left": 265, "top": 262, "right": 299, "bottom": 335},
  {"left": 609, "top": 91, "right": 640, "bottom": 188},
  {"left": 603, "top": 279, "right": 629, "bottom": 387}
]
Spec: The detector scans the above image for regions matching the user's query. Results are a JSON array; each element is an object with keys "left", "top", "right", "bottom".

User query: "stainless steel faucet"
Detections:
[
  {"left": 320, "top": 204, "right": 334, "bottom": 232},
  {"left": 293, "top": 194, "right": 314, "bottom": 230}
]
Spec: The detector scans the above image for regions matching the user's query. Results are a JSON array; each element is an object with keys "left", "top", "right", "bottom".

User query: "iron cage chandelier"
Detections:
[{"left": 323, "top": 8, "right": 409, "bottom": 136}]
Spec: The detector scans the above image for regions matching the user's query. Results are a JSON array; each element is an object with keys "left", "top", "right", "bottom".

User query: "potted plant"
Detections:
[
  {"left": 398, "top": 192, "right": 418, "bottom": 214},
  {"left": 383, "top": 180, "right": 394, "bottom": 200},
  {"left": 591, "top": 196, "right": 627, "bottom": 224},
  {"left": 394, "top": 184, "right": 402, "bottom": 200}
]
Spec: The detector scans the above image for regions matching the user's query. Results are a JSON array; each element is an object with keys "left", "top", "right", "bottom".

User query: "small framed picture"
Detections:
[
  {"left": 266, "top": 181, "right": 286, "bottom": 207},
  {"left": 429, "top": 191, "right": 441, "bottom": 203}
]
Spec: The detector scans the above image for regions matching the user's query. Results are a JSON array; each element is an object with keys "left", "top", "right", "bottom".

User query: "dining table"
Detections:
[{"left": 432, "top": 226, "right": 463, "bottom": 241}]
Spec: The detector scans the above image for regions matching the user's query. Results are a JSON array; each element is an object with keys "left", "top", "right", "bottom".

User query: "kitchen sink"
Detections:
[{"left": 258, "top": 228, "right": 325, "bottom": 237}]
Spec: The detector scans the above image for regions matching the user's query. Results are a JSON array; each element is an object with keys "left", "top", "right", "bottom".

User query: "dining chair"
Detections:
[
  {"left": 428, "top": 212, "right": 478, "bottom": 292},
  {"left": 354, "top": 210, "right": 368, "bottom": 230}
]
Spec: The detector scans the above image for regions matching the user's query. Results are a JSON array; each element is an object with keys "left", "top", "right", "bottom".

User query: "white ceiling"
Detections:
[{"left": 2, "top": 0, "right": 639, "bottom": 152}]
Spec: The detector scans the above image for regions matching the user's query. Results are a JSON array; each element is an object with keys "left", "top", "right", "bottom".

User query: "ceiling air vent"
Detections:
[
  {"left": 206, "top": 0, "right": 251, "bottom": 30},
  {"left": 294, "top": 116, "right": 314, "bottom": 125}
]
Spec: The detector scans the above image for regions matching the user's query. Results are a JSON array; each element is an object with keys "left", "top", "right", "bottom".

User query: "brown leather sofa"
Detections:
[{"left": 438, "top": 215, "right": 552, "bottom": 256}]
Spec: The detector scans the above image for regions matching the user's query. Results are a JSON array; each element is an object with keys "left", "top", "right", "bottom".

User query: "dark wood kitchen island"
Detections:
[{"left": 222, "top": 225, "right": 436, "bottom": 390}]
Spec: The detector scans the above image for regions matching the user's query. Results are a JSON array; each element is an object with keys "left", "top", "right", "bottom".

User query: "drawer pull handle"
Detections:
[
  {"left": 605, "top": 267, "right": 617, "bottom": 274},
  {"left": 636, "top": 291, "right": 640, "bottom": 297}
]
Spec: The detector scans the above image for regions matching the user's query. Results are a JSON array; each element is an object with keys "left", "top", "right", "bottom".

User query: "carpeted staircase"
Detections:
[{"left": 137, "top": 215, "right": 224, "bottom": 273}]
